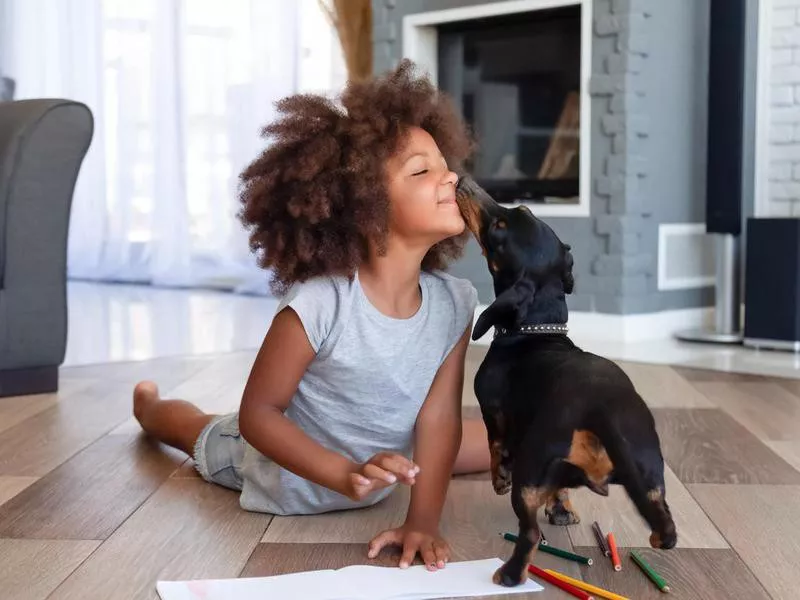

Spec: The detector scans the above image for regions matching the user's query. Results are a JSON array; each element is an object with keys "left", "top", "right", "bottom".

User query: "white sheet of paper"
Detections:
[{"left": 156, "top": 558, "right": 543, "bottom": 600}]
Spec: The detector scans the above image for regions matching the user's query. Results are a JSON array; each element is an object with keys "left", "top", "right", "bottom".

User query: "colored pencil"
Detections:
[
  {"left": 592, "top": 521, "right": 611, "bottom": 556},
  {"left": 501, "top": 531, "right": 548, "bottom": 546},
  {"left": 630, "top": 550, "right": 670, "bottom": 593},
  {"left": 500, "top": 532, "right": 593, "bottom": 565},
  {"left": 538, "top": 542, "right": 594, "bottom": 565},
  {"left": 541, "top": 531, "right": 549, "bottom": 546},
  {"left": 607, "top": 532, "right": 622, "bottom": 571},
  {"left": 544, "top": 568, "right": 631, "bottom": 600},
  {"left": 527, "top": 564, "right": 594, "bottom": 600}
]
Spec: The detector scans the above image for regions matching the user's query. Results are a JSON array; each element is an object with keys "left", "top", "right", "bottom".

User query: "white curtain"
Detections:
[{"left": 1, "top": 0, "right": 346, "bottom": 295}]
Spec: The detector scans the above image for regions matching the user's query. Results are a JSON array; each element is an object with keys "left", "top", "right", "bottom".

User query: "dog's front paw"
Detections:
[{"left": 493, "top": 562, "right": 525, "bottom": 587}]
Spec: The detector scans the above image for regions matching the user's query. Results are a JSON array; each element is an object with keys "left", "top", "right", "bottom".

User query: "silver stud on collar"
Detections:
[{"left": 494, "top": 323, "right": 569, "bottom": 337}]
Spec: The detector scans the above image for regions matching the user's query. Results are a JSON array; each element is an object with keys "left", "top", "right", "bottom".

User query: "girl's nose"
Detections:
[{"left": 443, "top": 169, "right": 458, "bottom": 187}]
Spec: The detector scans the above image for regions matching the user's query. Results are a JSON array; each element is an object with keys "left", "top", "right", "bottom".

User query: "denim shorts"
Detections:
[{"left": 193, "top": 412, "right": 246, "bottom": 491}]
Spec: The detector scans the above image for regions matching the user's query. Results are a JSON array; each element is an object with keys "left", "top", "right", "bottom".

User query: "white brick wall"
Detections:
[{"left": 767, "top": 0, "right": 800, "bottom": 215}]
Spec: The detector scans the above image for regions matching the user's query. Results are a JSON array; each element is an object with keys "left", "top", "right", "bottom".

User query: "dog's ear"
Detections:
[
  {"left": 561, "top": 244, "right": 575, "bottom": 295},
  {"left": 472, "top": 278, "right": 537, "bottom": 340}
]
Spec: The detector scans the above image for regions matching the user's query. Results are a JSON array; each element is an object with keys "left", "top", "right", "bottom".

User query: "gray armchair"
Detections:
[{"left": 0, "top": 100, "right": 93, "bottom": 397}]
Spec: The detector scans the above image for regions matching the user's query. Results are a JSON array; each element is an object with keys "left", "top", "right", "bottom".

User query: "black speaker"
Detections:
[
  {"left": 743, "top": 218, "right": 800, "bottom": 351},
  {"left": 706, "top": 0, "right": 746, "bottom": 235},
  {"left": 676, "top": 0, "right": 750, "bottom": 344}
]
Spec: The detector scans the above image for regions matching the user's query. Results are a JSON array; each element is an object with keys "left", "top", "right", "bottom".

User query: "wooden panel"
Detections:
[
  {"left": 766, "top": 440, "right": 800, "bottom": 472},
  {"left": 0, "top": 434, "right": 184, "bottom": 539},
  {"left": 653, "top": 408, "right": 800, "bottom": 484},
  {"left": 672, "top": 366, "right": 761, "bottom": 384},
  {"left": 0, "top": 539, "right": 99, "bottom": 600},
  {"left": 616, "top": 362, "right": 713, "bottom": 408},
  {"left": 566, "top": 466, "right": 727, "bottom": 549},
  {"left": 49, "top": 479, "right": 270, "bottom": 600},
  {"left": 110, "top": 352, "right": 252, "bottom": 436},
  {"left": 242, "top": 543, "right": 576, "bottom": 600},
  {"left": 262, "top": 480, "right": 582, "bottom": 580},
  {"left": 572, "top": 547, "right": 770, "bottom": 600},
  {"left": 60, "top": 354, "right": 216, "bottom": 386},
  {"left": 0, "top": 377, "right": 95, "bottom": 435},
  {"left": 688, "top": 484, "right": 800, "bottom": 600},
  {"left": 695, "top": 381, "right": 800, "bottom": 441},
  {"left": 0, "top": 476, "right": 37, "bottom": 506},
  {"left": 262, "top": 486, "right": 409, "bottom": 544}
]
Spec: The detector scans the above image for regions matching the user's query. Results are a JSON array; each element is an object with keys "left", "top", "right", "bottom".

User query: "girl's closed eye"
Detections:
[{"left": 412, "top": 168, "right": 429, "bottom": 176}]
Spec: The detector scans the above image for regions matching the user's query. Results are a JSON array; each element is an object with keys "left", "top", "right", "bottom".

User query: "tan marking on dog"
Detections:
[
  {"left": 647, "top": 488, "right": 662, "bottom": 502},
  {"left": 565, "top": 430, "right": 614, "bottom": 485},
  {"left": 521, "top": 486, "right": 548, "bottom": 512},
  {"left": 455, "top": 193, "right": 487, "bottom": 255}
]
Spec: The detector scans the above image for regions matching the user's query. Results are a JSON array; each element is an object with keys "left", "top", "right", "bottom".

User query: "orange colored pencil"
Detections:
[{"left": 607, "top": 532, "right": 622, "bottom": 572}]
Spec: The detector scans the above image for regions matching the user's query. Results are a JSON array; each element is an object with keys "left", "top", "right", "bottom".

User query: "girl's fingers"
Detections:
[
  {"left": 421, "top": 541, "right": 438, "bottom": 571},
  {"left": 368, "top": 529, "right": 401, "bottom": 559},
  {"left": 362, "top": 463, "right": 396, "bottom": 484},
  {"left": 376, "top": 455, "right": 419, "bottom": 483},
  {"left": 433, "top": 540, "right": 449, "bottom": 569},
  {"left": 399, "top": 541, "right": 418, "bottom": 570}
]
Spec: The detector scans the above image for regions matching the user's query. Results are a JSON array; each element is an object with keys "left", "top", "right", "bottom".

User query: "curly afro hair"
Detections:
[{"left": 238, "top": 59, "right": 474, "bottom": 295}]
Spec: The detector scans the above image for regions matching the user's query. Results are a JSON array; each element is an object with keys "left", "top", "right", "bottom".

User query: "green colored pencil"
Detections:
[
  {"left": 630, "top": 550, "right": 670, "bottom": 593},
  {"left": 500, "top": 532, "right": 593, "bottom": 565}
]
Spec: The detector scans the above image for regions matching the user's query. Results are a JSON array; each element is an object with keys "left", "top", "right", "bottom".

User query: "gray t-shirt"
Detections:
[{"left": 238, "top": 270, "right": 478, "bottom": 515}]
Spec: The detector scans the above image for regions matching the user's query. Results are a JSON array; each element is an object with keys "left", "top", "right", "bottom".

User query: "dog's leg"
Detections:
[
  {"left": 494, "top": 484, "right": 548, "bottom": 587},
  {"left": 482, "top": 408, "right": 512, "bottom": 495},
  {"left": 545, "top": 488, "right": 581, "bottom": 526},
  {"left": 642, "top": 473, "right": 677, "bottom": 549}
]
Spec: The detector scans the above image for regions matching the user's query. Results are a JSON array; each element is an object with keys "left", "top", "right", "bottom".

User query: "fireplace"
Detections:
[{"left": 402, "top": 0, "right": 591, "bottom": 217}]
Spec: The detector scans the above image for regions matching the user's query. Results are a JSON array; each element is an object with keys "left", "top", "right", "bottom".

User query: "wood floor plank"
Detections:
[
  {"left": 0, "top": 377, "right": 95, "bottom": 435},
  {"left": 110, "top": 352, "right": 253, "bottom": 435},
  {"left": 0, "top": 476, "right": 37, "bottom": 506},
  {"left": 0, "top": 354, "right": 216, "bottom": 479},
  {"left": 463, "top": 346, "right": 484, "bottom": 407},
  {"left": 688, "top": 484, "right": 800, "bottom": 600},
  {"left": 616, "top": 362, "right": 714, "bottom": 408},
  {"left": 653, "top": 408, "right": 800, "bottom": 484},
  {"left": 261, "top": 486, "right": 409, "bottom": 544},
  {"left": 566, "top": 466, "right": 728, "bottom": 549},
  {"left": 672, "top": 366, "right": 761, "bottom": 384},
  {"left": 694, "top": 380, "right": 800, "bottom": 441},
  {"left": 48, "top": 478, "right": 271, "bottom": 600},
  {"left": 242, "top": 543, "right": 576, "bottom": 600},
  {"left": 0, "top": 434, "right": 184, "bottom": 539},
  {"left": 0, "top": 539, "right": 100, "bottom": 600},
  {"left": 766, "top": 440, "right": 800, "bottom": 472},
  {"left": 573, "top": 547, "right": 770, "bottom": 600},
  {"left": 262, "top": 480, "right": 583, "bottom": 581}
]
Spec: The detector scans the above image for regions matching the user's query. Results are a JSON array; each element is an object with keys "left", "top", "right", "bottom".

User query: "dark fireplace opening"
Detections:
[{"left": 437, "top": 5, "right": 582, "bottom": 205}]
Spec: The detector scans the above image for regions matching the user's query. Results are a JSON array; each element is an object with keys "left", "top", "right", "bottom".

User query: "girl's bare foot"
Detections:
[
  {"left": 133, "top": 381, "right": 161, "bottom": 428},
  {"left": 132, "top": 381, "right": 214, "bottom": 455}
]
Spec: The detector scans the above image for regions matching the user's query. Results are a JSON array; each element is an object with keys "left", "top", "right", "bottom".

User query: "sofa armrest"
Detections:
[{"left": 0, "top": 99, "right": 93, "bottom": 370}]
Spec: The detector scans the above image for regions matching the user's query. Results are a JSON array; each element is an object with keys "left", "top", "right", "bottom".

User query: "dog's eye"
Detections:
[{"left": 496, "top": 220, "right": 507, "bottom": 229}]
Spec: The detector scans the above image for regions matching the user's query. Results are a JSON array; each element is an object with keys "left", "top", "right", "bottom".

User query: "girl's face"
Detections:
[{"left": 385, "top": 127, "right": 464, "bottom": 247}]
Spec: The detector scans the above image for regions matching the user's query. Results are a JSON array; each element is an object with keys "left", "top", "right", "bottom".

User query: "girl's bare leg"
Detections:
[
  {"left": 133, "top": 381, "right": 215, "bottom": 456},
  {"left": 453, "top": 418, "right": 491, "bottom": 475}
]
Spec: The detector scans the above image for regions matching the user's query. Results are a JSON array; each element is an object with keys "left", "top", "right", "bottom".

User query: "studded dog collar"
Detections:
[{"left": 494, "top": 323, "right": 569, "bottom": 338}]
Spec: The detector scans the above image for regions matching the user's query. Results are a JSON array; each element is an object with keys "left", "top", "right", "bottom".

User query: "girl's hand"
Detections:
[
  {"left": 368, "top": 525, "right": 450, "bottom": 571},
  {"left": 345, "top": 453, "right": 420, "bottom": 501}
]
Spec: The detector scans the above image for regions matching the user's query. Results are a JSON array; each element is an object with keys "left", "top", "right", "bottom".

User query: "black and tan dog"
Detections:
[{"left": 456, "top": 176, "right": 677, "bottom": 587}]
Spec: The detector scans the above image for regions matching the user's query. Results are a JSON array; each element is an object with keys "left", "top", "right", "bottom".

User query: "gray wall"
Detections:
[{"left": 373, "top": 0, "right": 715, "bottom": 314}]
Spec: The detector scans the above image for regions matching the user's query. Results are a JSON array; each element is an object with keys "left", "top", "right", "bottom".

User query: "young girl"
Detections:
[{"left": 132, "top": 59, "right": 490, "bottom": 572}]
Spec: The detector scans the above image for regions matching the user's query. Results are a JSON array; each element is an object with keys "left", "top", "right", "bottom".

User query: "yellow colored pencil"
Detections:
[{"left": 543, "top": 568, "right": 630, "bottom": 600}]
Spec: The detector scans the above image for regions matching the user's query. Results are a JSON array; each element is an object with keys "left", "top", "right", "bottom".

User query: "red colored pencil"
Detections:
[
  {"left": 527, "top": 563, "right": 595, "bottom": 600},
  {"left": 607, "top": 532, "right": 622, "bottom": 572}
]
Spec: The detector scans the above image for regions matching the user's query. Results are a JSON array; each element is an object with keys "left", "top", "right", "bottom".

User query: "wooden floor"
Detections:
[{"left": 1, "top": 346, "right": 799, "bottom": 599}]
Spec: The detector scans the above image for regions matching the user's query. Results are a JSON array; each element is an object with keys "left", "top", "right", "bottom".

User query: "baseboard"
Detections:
[{"left": 470, "top": 305, "right": 715, "bottom": 345}]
